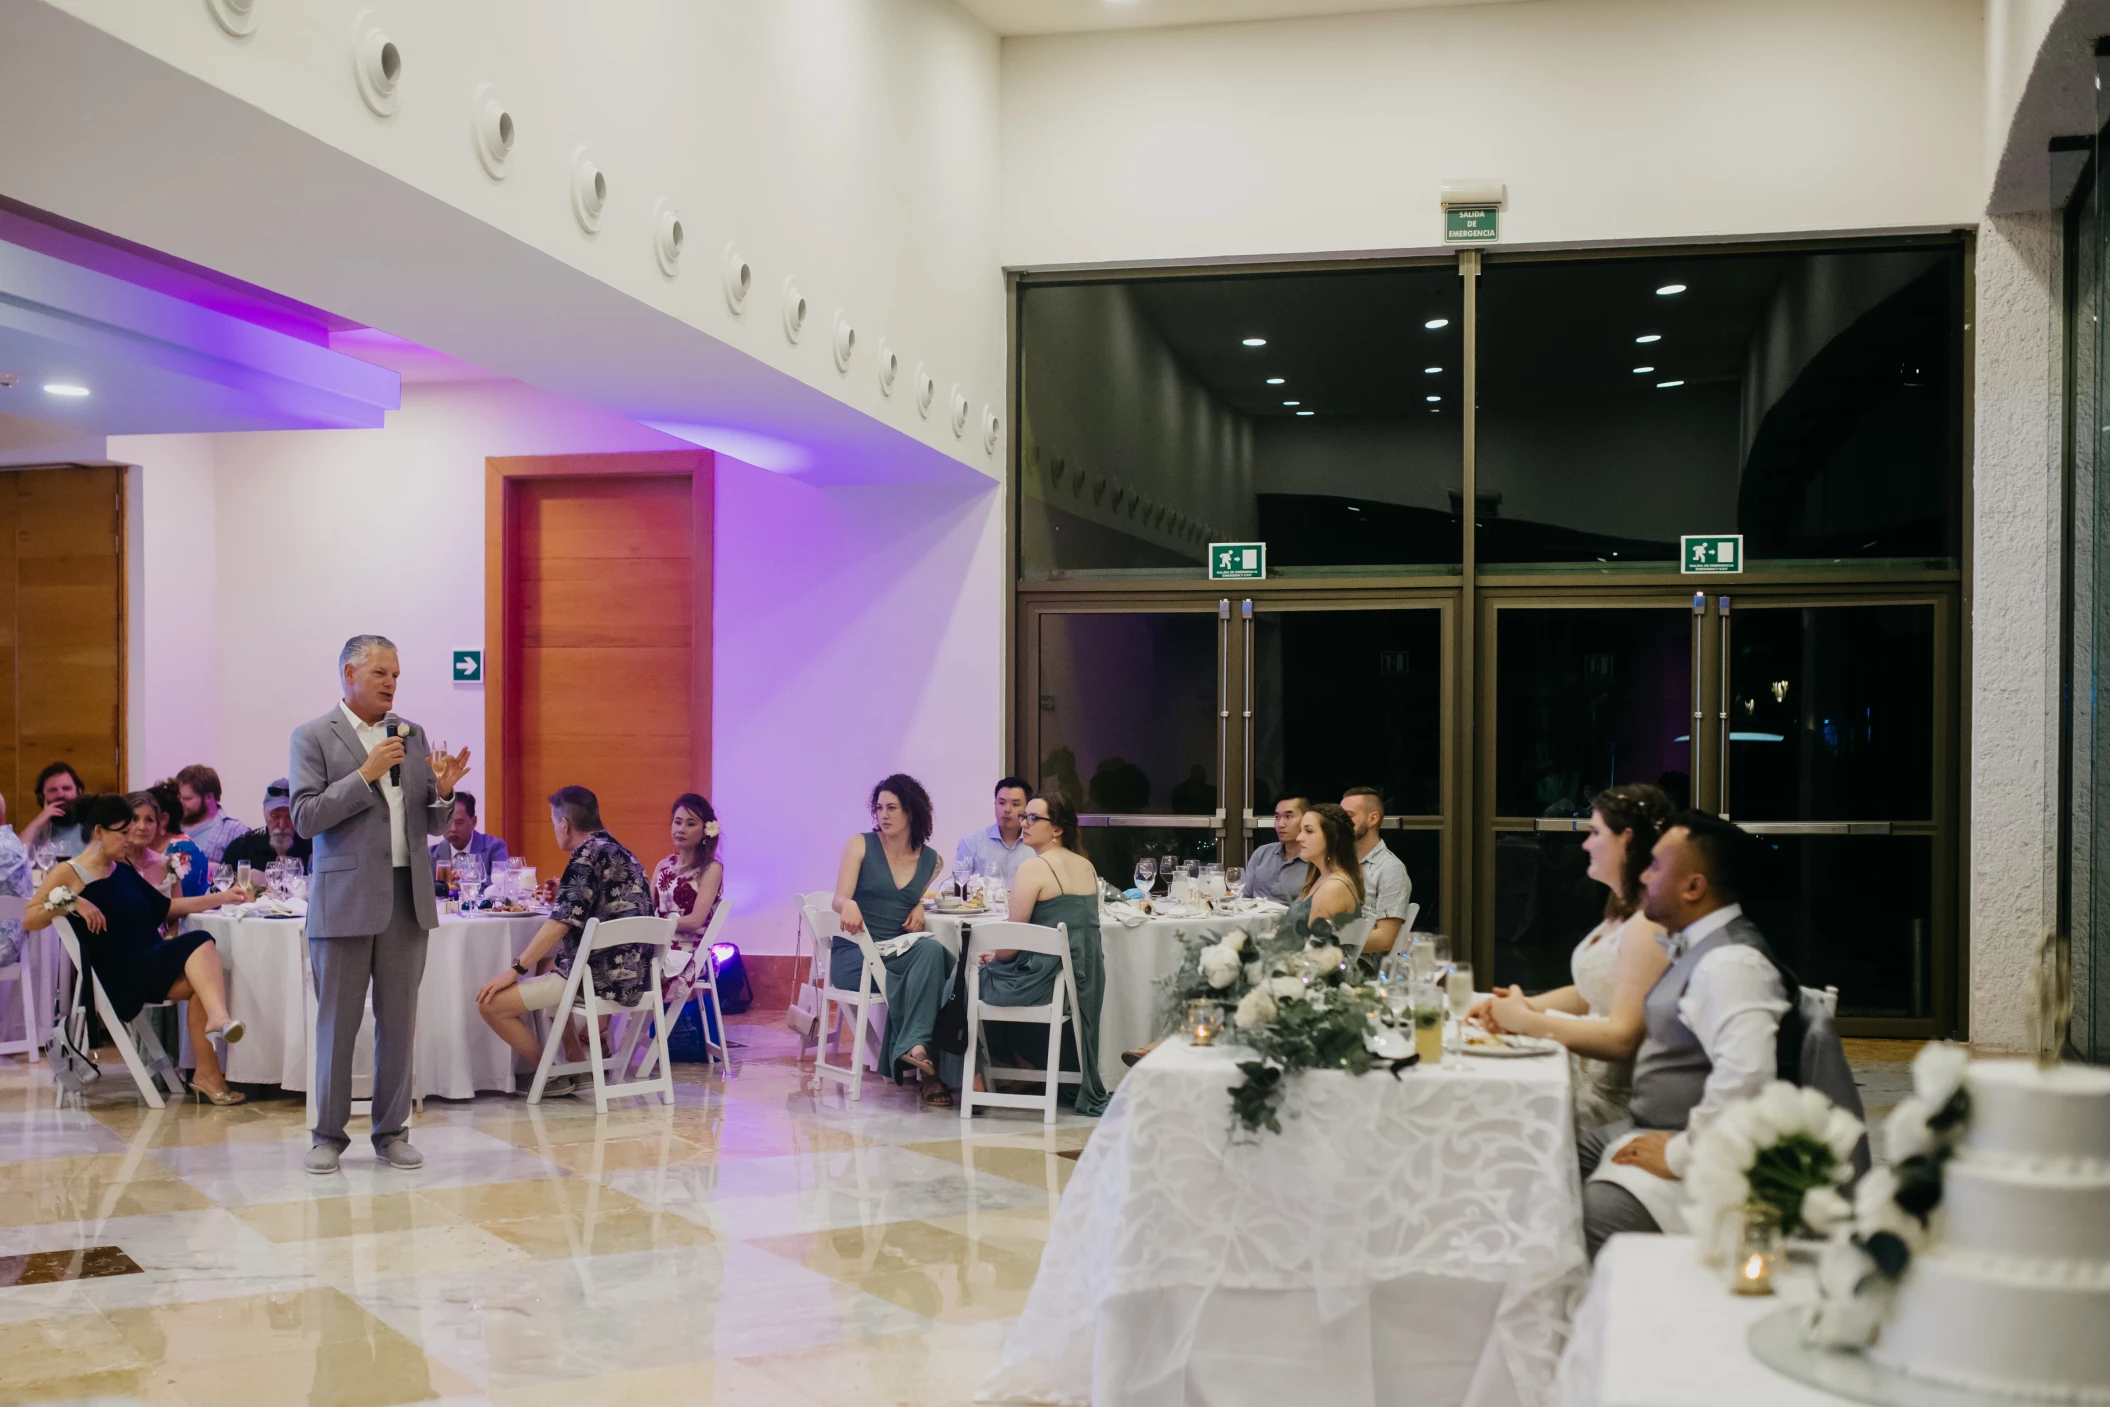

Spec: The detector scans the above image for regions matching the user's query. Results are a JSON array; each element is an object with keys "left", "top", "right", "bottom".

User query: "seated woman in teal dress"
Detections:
[
  {"left": 1286, "top": 801, "right": 1365, "bottom": 938},
  {"left": 970, "top": 794, "right": 1110, "bottom": 1116},
  {"left": 831, "top": 773, "right": 957, "bottom": 1106}
]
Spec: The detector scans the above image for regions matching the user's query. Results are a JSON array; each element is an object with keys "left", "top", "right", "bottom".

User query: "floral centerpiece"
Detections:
[
  {"left": 1802, "top": 1042, "right": 1971, "bottom": 1347},
  {"left": 1685, "top": 1080, "right": 1865, "bottom": 1263},
  {"left": 1156, "top": 908, "right": 1416, "bottom": 1136}
]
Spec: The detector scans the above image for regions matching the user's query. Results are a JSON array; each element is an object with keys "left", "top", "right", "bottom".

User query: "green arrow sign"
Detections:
[
  {"left": 452, "top": 649, "right": 483, "bottom": 682},
  {"left": 1680, "top": 534, "right": 1743, "bottom": 575},
  {"left": 1208, "top": 542, "right": 1266, "bottom": 581}
]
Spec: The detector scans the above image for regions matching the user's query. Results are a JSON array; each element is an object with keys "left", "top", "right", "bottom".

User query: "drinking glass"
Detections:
[
  {"left": 456, "top": 853, "right": 485, "bottom": 893},
  {"left": 1159, "top": 855, "right": 1178, "bottom": 892},
  {"left": 952, "top": 858, "right": 973, "bottom": 900},
  {"left": 235, "top": 860, "right": 253, "bottom": 893},
  {"left": 1410, "top": 943, "right": 1441, "bottom": 984},
  {"left": 1428, "top": 932, "right": 1453, "bottom": 967},
  {"left": 1134, "top": 857, "right": 1157, "bottom": 894},
  {"left": 211, "top": 862, "right": 234, "bottom": 892},
  {"left": 1226, "top": 866, "right": 1243, "bottom": 896},
  {"left": 1411, "top": 980, "right": 1446, "bottom": 1065},
  {"left": 1446, "top": 961, "right": 1475, "bottom": 1052}
]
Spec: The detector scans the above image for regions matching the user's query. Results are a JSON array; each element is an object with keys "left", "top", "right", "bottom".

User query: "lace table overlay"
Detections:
[{"left": 979, "top": 1039, "right": 1588, "bottom": 1406}]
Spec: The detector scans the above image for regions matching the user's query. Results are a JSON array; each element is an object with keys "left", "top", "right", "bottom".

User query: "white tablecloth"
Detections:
[
  {"left": 0, "top": 928, "right": 67, "bottom": 1050},
  {"left": 1555, "top": 1234, "right": 1846, "bottom": 1407},
  {"left": 185, "top": 911, "right": 546, "bottom": 1101},
  {"left": 979, "top": 1036, "right": 1588, "bottom": 1407},
  {"left": 924, "top": 904, "right": 1283, "bottom": 1092}
]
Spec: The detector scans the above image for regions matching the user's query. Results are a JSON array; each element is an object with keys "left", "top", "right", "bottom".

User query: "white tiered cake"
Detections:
[{"left": 1871, "top": 1059, "right": 2110, "bottom": 1402}]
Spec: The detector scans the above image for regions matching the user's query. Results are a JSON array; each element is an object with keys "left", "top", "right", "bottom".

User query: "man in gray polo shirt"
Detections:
[
  {"left": 1342, "top": 787, "right": 1412, "bottom": 956},
  {"left": 1241, "top": 795, "right": 1310, "bottom": 902}
]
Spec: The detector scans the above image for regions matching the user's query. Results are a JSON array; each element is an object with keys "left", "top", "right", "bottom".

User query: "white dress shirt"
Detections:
[
  {"left": 340, "top": 700, "right": 409, "bottom": 866},
  {"left": 1662, "top": 903, "right": 1790, "bottom": 1178}
]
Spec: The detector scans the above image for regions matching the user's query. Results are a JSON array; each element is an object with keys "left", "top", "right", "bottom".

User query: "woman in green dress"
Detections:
[
  {"left": 831, "top": 773, "right": 957, "bottom": 1106},
  {"left": 969, "top": 794, "right": 1110, "bottom": 1116},
  {"left": 1285, "top": 801, "right": 1365, "bottom": 938}
]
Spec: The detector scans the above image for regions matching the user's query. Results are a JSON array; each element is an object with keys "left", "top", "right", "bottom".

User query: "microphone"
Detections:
[{"left": 383, "top": 711, "right": 404, "bottom": 786}]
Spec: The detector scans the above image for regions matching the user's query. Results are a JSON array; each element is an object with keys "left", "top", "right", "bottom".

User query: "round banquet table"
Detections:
[
  {"left": 183, "top": 910, "right": 547, "bottom": 1101},
  {"left": 979, "top": 1035, "right": 1588, "bottom": 1407},
  {"left": 922, "top": 901, "right": 1285, "bottom": 1093}
]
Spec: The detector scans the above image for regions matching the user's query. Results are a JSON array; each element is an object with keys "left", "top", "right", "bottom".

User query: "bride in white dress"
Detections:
[{"left": 1473, "top": 784, "right": 1673, "bottom": 1129}]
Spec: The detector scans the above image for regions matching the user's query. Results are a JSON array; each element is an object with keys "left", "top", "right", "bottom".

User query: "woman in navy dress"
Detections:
[{"left": 25, "top": 793, "right": 253, "bottom": 1102}]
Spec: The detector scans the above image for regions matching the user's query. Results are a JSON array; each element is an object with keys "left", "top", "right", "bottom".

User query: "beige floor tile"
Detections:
[
  {"left": 0, "top": 1308, "right": 146, "bottom": 1388},
  {"left": 534, "top": 1133, "right": 715, "bottom": 1173},
  {"left": 89, "top": 1101, "right": 311, "bottom": 1148},
  {"left": 0, "top": 1363, "right": 175, "bottom": 1404},
  {"left": 748, "top": 1220, "right": 1037, "bottom": 1324},
  {"left": 231, "top": 1191, "right": 465, "bottom": 1243},
  {"left": 413, "top": 1177, "right": 648, "bottom": 1224},
  {"left": 0, "top": 1151, "right": 182, "bottom": 1192},
  {"left": 737, "top": 1321, "right": 1011, "bottom": 1406},
  {"left": 0, "top": 1175, "right": 218, "bottom": 1227},
  {"left": 157, "top": 1337, "right": 478, "bottom": 1407},
  {"left": 901, "top": 1140, "right": 1076, "bottom": 1193},
  {"left": 282, "top": 1221, "right": 535, "bottom": 1280},
  {"left": 477, "top": 1206, "right": 713, "bottom": 1260},
  {"left": 488, "top": 1354, "right": 805, "bottom": 1407},
  {"left": 102, "top": 1286, "right": 407, "bottom": 1366}
]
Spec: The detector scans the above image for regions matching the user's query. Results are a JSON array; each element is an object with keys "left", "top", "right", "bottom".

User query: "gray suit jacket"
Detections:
[{"left": 290, "top": 706, "right": 451, "bottom": 938}]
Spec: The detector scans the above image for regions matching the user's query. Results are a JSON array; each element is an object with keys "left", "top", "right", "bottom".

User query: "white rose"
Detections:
[
  {"left": 1816, "top": 1233, "right": 1872, "bottom": 1300},
  {"left": 1244, "top": 960, "right": 1264, "bottom": 986},
  {"left": 1822, "top": 1107, "right": 1866, "bottom": 1166},
  {"left": 1235, "top": 986, "right": 1278, "bottom": 1030},
  {"left": 1796, "top": 1085, "right": 1837, "bottom": 1136},
  {"left": 1306, "top": 945, "right": 1344, "bottom": 974},
  {"left": 1198, "top": 945, "right": 1241, "bottom": 990},
  {"left": 1852, "top": 1165, "right": 1899, "bottom": 1223},
  {"left": 1800, "top": 1185, "right": 1852, "bottom": 1235},
  {"left": 1912, "top": 1041, "right": 1969, "bottom": 1110},
  {"left": 1882, "top": 1098, "right": 1936, "bottom": 1163},
  {"left": 1220, "top": 929, "right": 1249, "bottom": 955},
  {"left": 1267, "top": 975, "right": 1305, "bottom": 1000},
  {"left": 1685, "top": 1160, "right": 1749, "bottom": 1214},
  {"left": 1852, "top": 1167, "right": 1927, "bottom": 1251},
  {"left": 1699, "top": 1120, "right": 1759, "bottom": 1173},
  {"left": 1757, "top": 1081, "right": 1807, "bottom": 1141},
  {"left": 1804, "top": 1293, "right": 1885, "bottom": 1349}
]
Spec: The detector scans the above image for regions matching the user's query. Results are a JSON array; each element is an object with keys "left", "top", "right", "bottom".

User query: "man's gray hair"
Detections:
[{"left": 339, "top": 634, "right": 397, "bottom": 671}]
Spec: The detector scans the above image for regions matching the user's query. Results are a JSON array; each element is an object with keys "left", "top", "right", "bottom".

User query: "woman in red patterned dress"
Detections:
[{"left": 653, "top": 793, "right": 724, "bottom": 1017}]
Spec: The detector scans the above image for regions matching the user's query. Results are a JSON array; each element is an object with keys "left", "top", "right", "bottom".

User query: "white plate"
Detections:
[{"left": 1459, "top": 1033, "right": 1562, "bottom": 1058}]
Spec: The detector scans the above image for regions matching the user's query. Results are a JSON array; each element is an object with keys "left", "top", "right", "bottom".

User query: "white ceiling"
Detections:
[{"left": 956, "top": 0, "right": 1532, "bottom": 37}]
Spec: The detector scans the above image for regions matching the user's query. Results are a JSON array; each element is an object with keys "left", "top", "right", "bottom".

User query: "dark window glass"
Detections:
[
  {"left": 1018, "top": 269, "right": 1463, "bottom": 580},
  {"left": 1492, "top": 831, "right": 1598, "bottom": 992},
  {"left": 1251, "top": 608, "right": 1442, "bottom": 819},
  {"left": 1493, "top": 607, "right": 1694, "bottom": 818},
  {"left": 1387, "top": 828, "right": 1440, "bottom": 934},
  {"left": 1744, "top": 835, "right": 1934, "bottom": 1019},
  {"left": 1476, "top": 246, "right": 1964, "bottom": 570},
  {"left": 1727, "top": 604, "right": 1935, "bottom": 822},
  {"left": 1034, "top": 611, "right": 1219, "bottom": 819}
]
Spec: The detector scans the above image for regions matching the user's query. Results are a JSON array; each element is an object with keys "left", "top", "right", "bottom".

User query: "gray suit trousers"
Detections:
[
  {"left": 1577, "top": 1120, "right": 1663, "bottom": 1260},
  {"left": 310, "top": 867, "right": 428, "bottom": 1150}
]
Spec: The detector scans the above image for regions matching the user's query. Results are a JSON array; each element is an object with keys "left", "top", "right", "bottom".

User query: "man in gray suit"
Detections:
[{"left": 291, "top": 634, "right": 471, "bottom": 1174}]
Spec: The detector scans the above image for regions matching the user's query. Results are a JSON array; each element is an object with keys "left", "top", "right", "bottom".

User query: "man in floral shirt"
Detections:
[{"left": 475, "top": 785, "right": 656, "bottom": 1089}]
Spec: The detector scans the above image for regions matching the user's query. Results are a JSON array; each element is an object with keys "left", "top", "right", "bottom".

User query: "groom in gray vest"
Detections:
[
  {"left": 1578, "top": 811, "right": 1790, "bottom": 1257},
  {"left": 290, "top": 634, "right": 471, "bottom": 1175}
]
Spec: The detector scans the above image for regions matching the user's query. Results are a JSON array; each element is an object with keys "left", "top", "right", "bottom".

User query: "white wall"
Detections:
[{"left": 1000, "top": 0, "right": 1984, "bottom": 268}]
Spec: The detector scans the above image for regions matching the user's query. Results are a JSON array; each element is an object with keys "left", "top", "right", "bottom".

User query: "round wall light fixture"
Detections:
[
  {"left": 722, "top": 245, "right": 752, "bottom": 314},
  {"left": 570, "top": 150, "right": 606, "bottom": 233},
  {"left": 352, "top": 13, "right": 401, "bottom": 116},
  {"left": 914, "top": 365, "right": 936, "bottom": 418},
  {"left": 206, "top": 0, "right": 257, "bottom": 38},
  {"left": 472, "top": 84, "right": 515, "bottom": 179},
  {"left": 982, "top": 406, "right": 1001, "bottom": 456},
  {"left": 652, "top": 198, "right": 684, "bottom": 277},
  {"left": 877, "top": 341, "right": 900, "bottom": 396},
  {"left": 782, "top": 279, "right": 808, "bottom": 343},
  {"left": 950, "top": 386, "right": 971, "bottom": 438},
  {"left": 832, "top": 311, "right": 856, "bottom": 371}
]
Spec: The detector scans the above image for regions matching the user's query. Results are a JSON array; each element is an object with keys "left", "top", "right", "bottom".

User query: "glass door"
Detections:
[
  {"left": 1245, "top": 597, "right": 1451, "bottom": 931},
  {"left": 1023, "top": 601, "right": 1232, "bottom": 887},
  {"left": 1723, "top": 596, "right": 1950, "bottom": 1027},
  {"left": 1482, "top": 596, "right": 1705, "bottom": 992}
]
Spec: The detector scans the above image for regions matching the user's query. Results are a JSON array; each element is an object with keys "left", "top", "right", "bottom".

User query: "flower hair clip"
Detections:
[{"left": 703, "top": 820, "right": 719, "bottom": 838}]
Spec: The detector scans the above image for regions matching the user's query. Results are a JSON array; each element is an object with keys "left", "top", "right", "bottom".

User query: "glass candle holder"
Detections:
[
  {"left": 1731, "top": 1201, "right": 1783, "bottom": 1295},
  {"left": 1186, "top": 999, "right": 1225, "bottom": 1047}
]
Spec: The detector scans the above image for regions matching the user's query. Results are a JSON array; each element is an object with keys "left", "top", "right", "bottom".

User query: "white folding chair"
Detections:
[
  {"left": 618, "top": 900, "right": 734, "bottom": 1081},
  {"left": 528, "top": 914, "right": 680, "bottom": 1112},
  {"left": 807, "top": 899, "right": 892, "bottom": 1101},
  {"left": 1385, "top": 902, "right": 1423, "bottom": 956},
  {"left": 959, "top": 920, "right": 1081, "bottom": 1125},
  {"left": 788, "top": 890, "right": 836, "bottom": 1061},
  {"left": 0, "top": 898, "right": 41, "bottom": 1058},
  {"left": 51, "top": 917, "right": 187, "bottom": 1107}
]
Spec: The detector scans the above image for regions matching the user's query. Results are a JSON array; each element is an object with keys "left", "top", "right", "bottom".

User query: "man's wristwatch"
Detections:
[{"left": 510, "top": 959, "right": 528, "bottom": 977}]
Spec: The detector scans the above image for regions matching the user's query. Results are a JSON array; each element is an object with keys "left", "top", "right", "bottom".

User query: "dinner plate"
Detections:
[{"left": 1459, "top": 1032, "right": 1562, "bottom": 1058}]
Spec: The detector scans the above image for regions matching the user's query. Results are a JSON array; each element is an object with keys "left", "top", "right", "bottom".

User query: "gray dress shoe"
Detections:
[
  {"left": 377, "top": 1138, "right": 424, "bottom": 1170},
  {"left": 304, "top": 1143, "right": 342, "bottom": 1175}
]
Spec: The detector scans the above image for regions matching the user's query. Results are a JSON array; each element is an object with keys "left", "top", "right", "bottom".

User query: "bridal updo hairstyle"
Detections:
[{"left": 1591, "top": 782, "right": 1674, "bottom": 921}]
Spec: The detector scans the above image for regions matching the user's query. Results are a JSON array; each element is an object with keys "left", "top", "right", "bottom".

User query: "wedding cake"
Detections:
[{"left": 1871, "top": 1059, "right": 2110, "bottom": 1401}]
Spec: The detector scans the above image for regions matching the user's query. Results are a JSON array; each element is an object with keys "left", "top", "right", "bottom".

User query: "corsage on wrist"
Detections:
[{"left": 42, "top": 885, "right": 79, "bottom": 916}]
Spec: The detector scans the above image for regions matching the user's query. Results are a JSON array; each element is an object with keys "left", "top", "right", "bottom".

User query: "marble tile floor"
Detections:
[
  {"left": 0, "top": 1019, "right": 1931, "bottom": 1406},
  {"left": 0, "top": 1017, "right": 1090, "bottom": 1406}
]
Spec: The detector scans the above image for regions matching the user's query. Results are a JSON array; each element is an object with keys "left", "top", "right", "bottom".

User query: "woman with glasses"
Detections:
[
  {"left": 832, "top": 773, "right": 957, "bottom": 1106},
  {"left": 967, "top": 794, "right": 1109, "bottom": 1116}
]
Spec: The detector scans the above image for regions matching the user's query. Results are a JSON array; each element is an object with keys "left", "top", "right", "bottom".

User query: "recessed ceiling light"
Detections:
[
  {"left": 1266, "top": 377, "right": 1285, "bottom": 385},
  {"left": 1424, "top": 366, "right": 1442, "bottom": 374},
  {"left": 1424, "top": 318, "right": 1450, "bottom": 330},
  {"left": 1242, "top": 336, "right": 1267, "bottom": 347},
  {"left": 1632, "top": 366, "right": 1655, "bottom": 374},
  {"left": 1655, "top": 284, "right": 1687, "bottom": 296},
  {"left": 1426, "top": 395, "right": 1440, "bottom": 402},
  {"left": 1295, "top": 410, "right": 1315, "bottom": 416},
  {"left": 1346, "top": 505, "right": 1361, "bottom": 513},
  {"left": 1636, "top": 334, "right": 1662, "bottom": 344},
  {"left": 1656, "top": 380, "right": 1685, "bottom": 389},
  {"left": 43, "top": 383, "right": 90, "bottom": 397},
  {"left": 1282, "top": 401, "right": 1300, "bottom": 407}
]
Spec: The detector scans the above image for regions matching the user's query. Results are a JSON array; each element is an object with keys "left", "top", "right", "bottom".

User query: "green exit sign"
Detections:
[
  {"left": 451, "top": 649, "right": 483, "bottom": 682},
  {"left": 1681, "top": 534, "right": 1743, "bottom": 575},
  {"left": 1208, "top": 542, "right": 1266, "bottom": 581},
  {"left": 1444, "top": 206, "right": 1500, "bottom": 244}
]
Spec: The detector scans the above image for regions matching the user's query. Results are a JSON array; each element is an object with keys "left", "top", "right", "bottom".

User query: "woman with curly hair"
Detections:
[
  {"left": 1478, "top": 782, "right": 1673, "bottom": 1127},
  {"left": 831, "top": 773, "right": 957, "bottom": 1105}
]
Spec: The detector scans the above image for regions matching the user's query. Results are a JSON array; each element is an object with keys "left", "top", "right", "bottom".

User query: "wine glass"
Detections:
[
  {"left": 1225, "top": 866, "right": 1243, "bottom": 898},
  {"left": 1159, "top": 854, "right": 1178, "bottom": 892},
  {"left": 952, "top": 857, "right": 973, "bottom": 901},
  {"left": 1446, "top": 961, "right": 1476, "bottom": 1053},
  {"left": 211, "top": 862, "right": 234, "bottom": 892},
  {"left": 1133, "top": 857, "right": 1157, "bottom": 896}
]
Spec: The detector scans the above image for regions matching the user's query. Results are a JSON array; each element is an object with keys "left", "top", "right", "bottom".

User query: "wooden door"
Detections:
[
  {"left": 0, "top": 466, "right": 124, "bottom": 824},
  {"left": 489, "top": 453, "right": 712, "bottom": 879}
]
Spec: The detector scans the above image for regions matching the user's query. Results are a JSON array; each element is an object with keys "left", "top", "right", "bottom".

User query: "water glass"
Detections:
[
  {"left": 1159, "top": 854, "right": 1178, "bottom": 890},
  {"left": 1410, "top": 980, "right": 1446, "bottom": 1065},
  {"left": 1134, "top": 857, "right": 1158, "bottom": 894},
  {"left": 1226, "top": 866, "right": 1243, "bottom": 895},
  {"left": 211, "top": 862, "right": 234, "bottom": 892}
]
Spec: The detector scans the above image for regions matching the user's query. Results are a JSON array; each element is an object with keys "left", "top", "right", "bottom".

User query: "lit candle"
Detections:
[
  {"left": 1731, "top": 1202, "right": 1782, "bottom": 1295},
  {"left": 1186, "top": 999, "right": 1223, "bottom": 1047}
]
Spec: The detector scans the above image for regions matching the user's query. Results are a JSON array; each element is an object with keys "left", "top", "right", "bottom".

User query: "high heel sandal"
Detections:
[
  {"left": 194, "top": 1084, "right": 246, "bottom": 1106},
  {"left": 206, "top": 1019, "right": 245, "bottom": 1046}
]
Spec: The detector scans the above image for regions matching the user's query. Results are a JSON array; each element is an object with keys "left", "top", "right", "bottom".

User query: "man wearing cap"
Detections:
[{"left": 222, "top": 779, "right": 313, "bottom": 873}]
